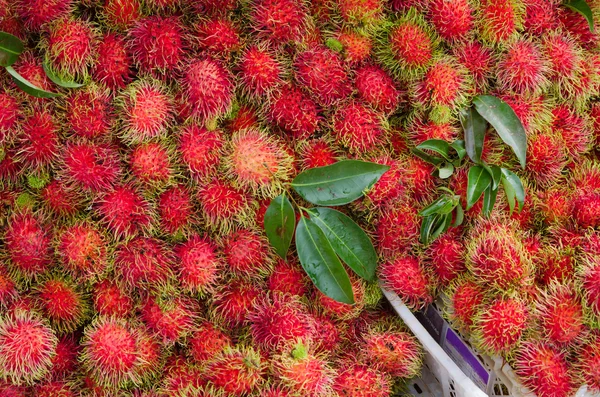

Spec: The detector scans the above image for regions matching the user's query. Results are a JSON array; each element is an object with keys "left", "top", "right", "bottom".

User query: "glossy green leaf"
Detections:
[
  {"left": 466, "top": 165, "right": 492, "bottom": 210},
  {"left": 453, "top": 203, "right": 464, "bottom": 227},
  {"left": 417, "top": 139, "right": 452, "bottom": 160},
  {"left": 565, "top": 0, "right": 594, "bottom": 32},
  {"left": 0, "top": 31, "right": 24, "bottom": 67},
  {"left": 460, "top": 106, "right": 486, "bottom": 164},
  {"left": 482, "top": 184, "right": 498, "bottom": 218},
  {"left": 450, "top": 139, "right": 467, "bottom": 161},
  {"left": 296, "top": 216, "right": 354, "bottom": 304},
  {"left": 482, "top": 163, "right": 502, "bottom": 190},
  {"left": 421, "top": 212, "right": 452, "bottom": 244},
  {"left": 431, "top": 212, "right": 453, "bottom": 241},
  {"left": 43, "top": 61, "right": 84, "bottom": 88},
  {"left": 5, "top": 66, "right": 60, "bottom": 98},
  {"left": 501, "top": 168, "right": 525, "bottom": 214},
  {"left": 419, "top": 195, "right": 457, "bottom": 216},
  {"left": 438, "top": 163, "right": 454, "bottom": 179},
  {"left": 411, "top": 148, "right": 444, "bottom": 166},
  {"left": 420, "top": 214, "right": 438, "bottom": 244},
  {"left": 310, "top": 207, "right": 377, "bottom": 281},
  {"left": 473, "top": 95, "right": 527, "bottom": 168},
  {"left": 264, "top": 194, "right": 296, "bottom": 258},
  {"left": 291, "top": 160, "right": 389, "bottom": 206}
]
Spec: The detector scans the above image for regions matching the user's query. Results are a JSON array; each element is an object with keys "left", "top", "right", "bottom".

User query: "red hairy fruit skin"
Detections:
[
  {"left": 41, "top": 180, "right": 81, "bottom": 216},
  {"left": 577, "top": 334, "right": 600, "bottom": 392},
  {"left": 428, "top": 0, "right": 473, "bottom": 41},
  {"left": 365, "top": 155, "right": 405, "bottom": 208},
  {"left": 196, "top": 18, "right": 241, "bottom": 56},
  {"left": 222, "top": 228, "right": 271, "bottom": 277},
  {"left": 362, "top": 330, "right": 422, "bottom": 378},
  {"left": 212, "top": 278, "right": 262, "bottom": 327},
  {"left": 379, "top": 256, "right": 434, "bottom": 309},
  {"left": 188, "top": 322, "right": 231, "bottom": 363},
  {"left": 524, "top": 0, "right": 558, "bottom": 35},
  {"left": 239, "top": 45, "right": 282, "bottom": 98},
  {"left": 94, "top": 33, "right": 133, "bottom": 90},
  {"left": 355, "top": 64, "right": 400, "bottom": 114},
  {"left": 426, "top": 231, "right": 465, "bottom": 285},
  {"left": 333, "top": 363, "right": 391, "bottom": 397},
  {"left": 16, "top": 0, "right": 72, "bottom": 31},
  {"left": 581, "top": 256, "right": 600, "bottom": 317},
  {"left": 337, "top": 30, "right": 372, "bottom": 64},
  {"left": 34, "top": 381, "right": 76, "bottom": 397},
  {"left": 295, "top": 46, "right": 351, "bottom": 107},
  {"left": 572, "top": 192, "right": 600, "bottom": 229},
  {"left": 375, "top": 203, "right": 419, "bottom": 259},
  {"left": 273, "top": 343, "right": 335, "bottom": 395},
  {"left": 0, "top": 265, "right": 18, "bottom": 308},
  {"left": 158, "top": 185, "right": 194, "bottom": 234},
  {"left": 496, "top": 39, "right": 549, "bottom": 95},
  {"left": 193, "top": 0, "right": 237, "bottom": 15},
  {"left": 571, "top": 160, "right": 600, "bottom": 194},
  {"left": 591, "top": 102, "right": 600, "bottom": 146},
  {"left": 408, "top": 118, "right": 459, "bottom": 145},
  {"left": 498, "top": 92, "right": 551, "bottom": 134},
  {"left": 46, "top": 18, "right": 97, "bottom": 78},
  {"left": 65, "top": 87, "right": 112, "bottom": 140},
  {"left": 445, "top": 277, "right": 485, "bottom": 331},
  {"left": 18, "top": 109, "right": 59, "bottom": 169},
  {"left": 515, "top": 341, "right": 575, "bottom": 397},
  {"left": 478, "top": 0, "right": 523, "bottom": 45},
  {"left": 228, "top": 104, "right": 260, "bottom": 132},
  {"left": 0, "top": 91, "right": 20, "bottom": 144},
  {"left": 207, "top": 346, "right": 264, "bottom": 396},
  {"left": 551, "top": 104, "right": 592, "bottom": 158},
  {"left": 0, "top": 311, "right": 58, "bottom": 385},
  {"left": 535, "top": 283, "right": 585, "bottom": 346},
  {"left": 58, "top": 222, "right": 107, "bottom": 281},
  {"left": 312, "top": 314, "right": 341, "bottom": 353},
  {"left": 537, "top": 187, "right": 572, "bottom": 225},
  {"left": 268, "top": 85, "right": 320, "bottom": 140},
  {"left": 559, "top": 7, "right": 599, "bottom": 49},
  {"left": 130, "top": 141, "right": 173, "bottom": 185},
  {"left": 386, "top": 12, "right": 435, "bottom": 76},
  {"left": 93, "top": 279, "right": 134, "bottom": 318},
  {"left": 535, "top": 245, "right": 575, "bottom": 285},
  {"left": 129, "top": 16, "right": 186, "bottom": 77},
  {"left": 337, "top": 0, "right": 384, "bottom": 24},
  {"left": 198, "top": 179, "right": 253, "bottom": 233},
  {"left": 472, "top": 296, "right": 528, "bottom": 355},
  {"left": 249, "top": 293, "right": 315, "bottom": 350},
  {"left": 299, "top": 138, "right": 338, "bottom": 170},
  {"left": 413, "top": 57, "right": 469, "bottom": 109},
  {"left": 525, "top": 132, "right": 567, "bottom": 187},
  {"left": 0, "top": 384, "right": 28, "bottom": 397},
  {"left": 178, "top": 125, "right": 224, "bottom": 179},
  {"left": 140, "top": 295, "right": 196, "bottom": 344},
  {"left": 160, "top": 356, "right": 205, "bottom": 396},
  {"left": 36, "top": 276, "right": 88, "bottom": 333},
  {"left": 404, "top": 156, "right": 437, "bottom": 201},
  {"left": 182, "top": 58, "right": 234, "bottom": 121},
  {"left": 453, "top": 40, "right": 494, "bottom": 91},
  {"left": 102, "top": 0, "right": 141, "bottom": 30},
  {"left": 174, "top": 235, "right": 222, "bottom": 295},
  {"left": 13, "top": 52, "right": 53, "bottom": 92},
  {"left": 49, "top": 335, "right": 79, "bottom": 380},
  {"left": 251, "top": 0, "right": 308, "bottom": 44},
  {"left": 260, "top": 385, "right": 294, "bottom": 397},
  {"left": 118, "top": 80, "right": 173, "bottom": 145},
  {"left": 268, "top": 259, "right": 309, "bottom": 297},
  {"left": 332, "top": 101, "right": 385, "bottom": 153},
  {"left": 316, "top": 276, "right": 366, "bottom": 320},
  {"left": 115, "top": 237, "right": 174, "bottom": 289},
  {"left": 96, "top": 185, "right": 152, "bottom": 239},
  {"left": 62, "top": 142, "right": 121, "bottom": 192},
  {"left": 543, "top": 33, "right": 582, "bottom": 88},
  {"left": 5, "top": 211, "right": 53, "bottom": 278}
]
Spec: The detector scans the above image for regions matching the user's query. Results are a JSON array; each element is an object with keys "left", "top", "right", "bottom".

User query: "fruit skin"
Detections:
[
  {"left": 174, "top": 234, "right": 222, "bottom": 296},
  {"left": 298, "top": 138, "right": 339, "bottom": 170},
  {"left": 444, "top": 276, "right": 486, "bottom": 332},
  {"left": 35, "top": 275, "right": 89, "bottom": 334},
  {"left": 15, "top": 0, "right": 72, "bottom": 31},
  {"left": 354, "top": 64, "right": 401, "bottom": 115},
  {"left": 65, "top": 86, "right": 112, "bottom": 140},
  {"left": 101, "top": 0, "right": 141, "bottom": 30},
  {"left": 221, "top": 228, "right": 272, "bottom": 277},
  {"left": 362, "top": 330, "right": 422, "bottom": 378},
  {"left": 212, "top": 278, "right": 263, "bottom": 328},
  {"left": 268, "top": 85, "right": 321, "bottom": 140},
  {"left": 61, "top": 142, "right": 121, "bottom": 192},
  {"left": 114, "top": 236, "right": 174, "bottom": 290},
  {"left": 571, "top": 192, "right": 600, "bottom": 229},
  {"left": 525, "top": 131, "right": 567, "bottom": 187},
  {"left": 332, "top": 101, "right": 385, "bottom": 153},
  {"left": 196, "top": 18, "right": 241, "bottom": 57},
  {"left": 472, "top": 296, "right": 528, "bottom": 355},
  {"left": 92, "top": 279, "right": 134, "bottom": 318},
  {"left": 379, "top": 256, "right": 433, "bottom": 309},
  {"left": 207, "top": 345, "right": 264, "bottom": 396},
  {"left": 239, "top": 44, "right": 282, "bottom": 98},
  {"left": 94, "top": 33, "right": 133, "bottom": 90},
  {"left": 45, "top": 17, "right": 98, "bottom": 79},
  {"left": 158, "top": 185, "right": 194, "bottom": 235},
  {"left": 18, "top": 109, "right": 59, "bottom": 169},
  {"left": 375, "top": 203, "right": 420, "bottom": 259},
  {"left": 129, "top": 141, "right": 173, "bottom": 186},
  {"left": 197, "top": 179, "right": 254, "bottom": 233},
  {"left": 0, "top": 265, "right": 18, "bottom": 308},
  {"left": 96, "top": 185, "right": 153, "bottom": 240},
  {"left": 412, "top": 56, "right": 470, "bottom": 111},
  {"left": 178, "top": 125, "right": 224, "bottom": 180},
  {"left": 576, "top": 333, "right": 600, "bottom": 392},
  {"left": 534, "top": 282, "right": 585, "bottom": 347},
  {"left": 428, "top": 0, "right": 474, "bottom": 42},
  {"left": 425, "top": 231, "right": 465, "bottom": 285},
  {"left": 337, "top": 30, "right": 373, "bottom": 64},
  {"left": 187, "top": 322, "right": 231, "bottom": 363},
  {"left": 332, "top": 362, "right": 391, "bottom": 397},
  {"left": 453, "top": 40, "right": 494, "bottom": 91},
  {"left": 5, "top": 210, "right": 53, "bottom": 278},
  {"left": 580, "top": 255, "right": 600, "bottom": 320},
  {"left": 250, "top": 0, "right": 308, "bottom": 45},
  {"left": 140, "top": 293, "right": 197, "bottom": 344},
  {"left": 477, "top": 0, "right": 524, "bottom": 45},
  {"left": 0, "top": 90, "right": 21, "bottom": 144},
  {"left": 496, "top": 39, "right": 549, "bottom": 94},
  {"left": 336, "top": 0, "right": 384, "bottom": 25}
]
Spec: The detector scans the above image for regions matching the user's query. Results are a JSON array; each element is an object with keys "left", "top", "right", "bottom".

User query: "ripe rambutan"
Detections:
[
  {"left": 34, "top": 381, "right": 76, "bottom": 397},
  {"left": 140, "top": 294, "right": 197, "bottom": 344},
  {"left": 18, "top": 109, "right": 59, "bottom": 169},
  {"left": 379, "top": 256, "right": 433, "bottom": 309},
  {"left": 196, "top": 18, "right": 241, "bottom": 56},
  {"left": 174, "top": 235, "right": 222, "bottom": 295},
  {"left": 332, "top": 101, "right": 385, "bottom": 152},
  {"left": 551, "top": 104, "right": 592, "bottom": 157},
  {"left": 0, "top": 311, "right": 57, "bottom": 385},
  {"left": 65, "top": 87, "right": 112, "bottom": 140},
  {"left": 96, "top": 185, "right": 152, "bottom": 239},
  {"left": 188, "top": 322, "right": 231, "bottom": 363},
  {"left": 425, "top": 231, "right": 465, "bottom": 284},
  {"left": 40, "top": 180, "right": 81, "bottom": 216},
  {"left": 197, "top": 179, "right": 253, "bottom": 233},
  {"left": 333, "top": 363, "right": 391, "bottom": 397},
  {"left": 514, "top": 341, "right": 575, "bottom": 397},
  {"left": 101, "top": 0, "right": 141, "bottom": 30},
  {"left": 298, "top": 138, "right": 338, "bottom": 170},
  {"left": 61, "top": 142, "right": 121, "bottom": 192},
  {"left": 221, "top": 228, "right": 272, "bottom": 277},
  {"left": 591, "top": 102, "right": 600, "bottom": 146},
  {"left": 207, "top": 345, "right": 264, "bottom": 396},
  {"left": 239, "top": 45, "right": 282, "bottom": 98},
  {"left": 525, "top": 132, "right": 567, "bottom": 187},
  {"left": 12, "top": 52, "right": 53, "bottom": 92},
  {"left": 129, "top": 16, "right": 186, "bottom": 77},
  {"left": 407, "top": 116, "right": 459, "bottom": 144},
  {"left": 559, "top": 6, "right": 599, "bottom": 49},
  {"left": 571, "top": 159, "right": 600, "bottom": 194},
  {"left": 46, "top": 18, "right": 97, "bottom": 79},
  {"left": 337, "top": 30, "right": 372, "bottom": 64},
  {"left": 523, "top": 0, "right": 558, "bottom": 35},
  {"left": 57, "top": 222, "right": 107, "bottom": 281},
  {"left": 0, "top": 91, "right": 20, "bottom": 144},
  {"left": 0, "top": 265, "right": 18, "bottom": 308},
  {"left": 295, "top": 46, "right": 351, "bottom": 107},
  {"left": 577, "top": 334, "right": 600, "bottom": 392},
  {"left": 412, "top": 56, "right": 469, "bottom": 109},
  {"left": 316, "top": 276, "right": 366, "bottom": 320},
  {"left": 178, "top": 125, "right": 224, "bottom": 179},
  {"left": 35, "top": 276, "right": 89, "bottom": 333},
  {"left": 192, "top": 0, "right": 237, "bottom": 14},
  {"left": 445, "top": 276, "right": 485, "bottom": 331},
  {"left": 496, "top": 39, "right": 548, "bottom": 94},
  {"left": 336, "top": 0, "right": 383, "bottom": 24},
  {"left": 5, "top": 211, "right": 52, "bottom": 278},
  {"left": 268, "top": 85, "right": 321, "bottom": 140},
  {"left": 404, "top": 157, "right": 437, "bottom": 201},
  {"left": 362, "top": 330, "right": 422, "bottom": 378},
  {"left": 364, "top": 155, "right": 405, "bottom": 208},
  {"left": 212, "top": 278, "right": 263, "bottom": 327},
  {"left": 273, "top": 343, "right": 335, "bottom": 395},
  {"left": 250, "top": 0, "right": 308, "bottom": 44},
  {"left": 375, "top": 203, "right": 419, "bottom": 258},
  {"left": 115, "top": 237, "right": 174, "bottom": 289},
  {"left": 182, "top": 58, "right": 234, "bottom": 121},
  {"left": 497, "top": 93, "right": 552, "bottom": 133},
  {"left": 355, "top": 64, "right": 400, "bottom": 114},
  {"left": 268, "top": 259, "right": 309, "bottom": 297},
  {"left": 15, "top": 0, "right": 72, "bottom": 31},
  {"left": 227, "top": 104, "right": 260, "bottom": 132},
  {"left": 49, "top": 334, "right": 79, "bottom": 380},
  {"left": 571, "top": 192, "right": 600, "bottom": 229},
  {"left": 581, "top": 256, "right": 600, "bottom": 317},
  {"left": 130, "top": 141, "right": 173, "bottom": 185},
  {"left": 158, "top": 185, "right": 194, "bottom": 234},
  {"left": 543, "top": 33, "right": 582, "bottom": 90},
  {"left": 473, "top": 296, "right": 528, "bottom": 355},
  {"left": 534, "top": 283, "right": 585, "bottom": 346},
  {"left": 92, "top": 279, "right": 134, "bottom": 318},
  {"left": 428, "top": 0, "right": 473, "bottom": 41},
  {"left": 477, "top": 0, "right": 524, "bottom": 45},
  {"left": 118, "top": 80, "right": 173, "bottom": 144},
  {"left": 94, "top": 33, "right": 133, "bottom": 90},
  {"left": 453, "top": 40, "right": 494, "bottom": 90},
  {"left": 259, "top": 385, "right": 294, "bottom": 397}
]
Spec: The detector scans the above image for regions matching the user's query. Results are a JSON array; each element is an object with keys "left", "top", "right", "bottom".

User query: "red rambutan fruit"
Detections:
[
  {"left": 15, "top": 0, "right": 72, "bottom": 31},
  {"left": 333, "top": 363, "right": 391, "bottom": 397},
  {"left": 581, "top": 256, "right": 600, "bottom": 317},
  {"left": 35, "top": 276, "right": 88, "bottom": 333},
  {"left": 34, "top": 381, "right": 76, "bottom": 397},
  {"left": 408, "top": 117, "right": 459, "bottom": 144},
  {"left": 0, "top": 384, "right": 28, "bottom": 397},
  {"left": 524, "top": 0, "right": 558, "bottom": 35},
  {"left": 337, "top": 30, "right": 372, "bottom": 64},
  {"left": 404, "top": 157, "right": 437, "bottom": 201},
  {"left": 453, "top": 40, "right": 494, "bottom": 90},
  {"left": 178, "top": 125, "right": 224, "bottom": 179},
  {"left": 46, "top": 17, "right": 97, "bottom": 79},
  {"left": 174, "top": 234, "right": 222, "bottom": 295},
  {"left": 18, "top": 109, "right": 59, "bottom": 169},
  {"left": 551, "top": 104, "right": 592, "bottom": 157},
  {"left": 0, "top": 265, "right": 18, "bottom": 308},
  {"left": 188, "top": 322, "right": 231, "bottom": 363},
  {"left": 571, "top": 160, "right": 600, "bottom": 194},
  {"left": 428, "top": 0, "right": 473, "bottom": 41},
  {"left": 559, "top": 7, "right": 599, "bottom": 49},
  {"left": 268, "top": 85, "right": 321, "bottom": 140},
  {"left": 497, "top": 92, "right": 552, "bottom": 133},
  {"left": 375, "top": 203, "right": 419, "bottom": 258},
  {"left": 140, "top": 294, "right": 197, "bottom": 344},
  {"left": 577, "top": 334, "right": 600, "bottom": 392},
  {"left": 158, "top": 185, "right": 194, "bottom": 234},
  {"left": 94, "top": 33, "right": 133, "bottom": 90},
  {"left": 355, "top": 64, "right": 400, "bottom": 114},
  {"left": 445, "top": 276, "right": 485, "bottom": 331},
  {"left": 365, "top": 155, "right": 405, "bottom": 208},
  {"left": 92, "top": 279, "right": 134, "bottom": 318},
  {"left": 61, "top": 142, "right": 121, "bottom": 192},
  {"left": 49, "top": 335, "right": 79, "bottom": 380},
  {"left": 0, "top": 91, "right": 20, "bottom": 144},
  {"left": 118, "top": 80, "right": 173, "bottom": 144},
  {"left": 591, "top": 102, "right": 600, "bottom": 146},
  {"left": 96, "top": 185, "right": 152, "bottom": 239},
  {"left": 525, "top": 132, "right": 567, "bottom": 187},
  {"left": 336, "top": 0, "right": 383, "bottom": 24},
  {"left": 536, "top": 185, "right": 571, "bottom": 223},
  {"left": 571, "top": 192, "right": 600, "bottom": 229},
  {"left": 129, "top": 16, "right": 186, "bottom": 77},
  {"left": 144, "top": 0, "right": 180, "bottom": 11},
  {"left": 5, "top": 211, "right": 52, "bottom": 278},
  {"left": 362, "top": 330, "right": 422, "bottom": 378},
  {"left": 298, "top": 138, "right": 338, "bottom": 170},
  {"left": 312, "top": 314, "right": 342, "bottom": 354},
  {"left": 192, "top": 0, "right": 237, "bottom": 14},
  {"left": 250, "top": 0, "right": 308, "bottom": 44},
  {"left": 514, "top": 341, "right": 575, "bottom": 397},
  {"left": 473, "top": 296, "right": 528, "bottom": 355},
  {"left": 207, "top": 345, "right": 264, "bottom": 396},
  {"left": 58, "top": 222, "right": 107, "bottom": 281},
  {"left": 477, "top": 0, "right": 524, "bottom": 45},
  {"left": 412, "top": 56, "right": 469, "bottom": 109},
  {"left": 534, "top": 244, "right": 575, "bottom": 285},
  {"left": 426, "top": 231, "right": 465, "bottom": 284},
  {"left": 221, "top": 228, "right": 272, "bottom": 277},
  {"left": 268, "top": 259, "right": 309, "bottom": 297},
  {"left": 130, "top": 141, "right": 173, "bottom": 185},
  {"left": 12, "top": 52, "right": 52, "bottom": 92},
  {"left": 228, "top": 104, "right": 260, "bottom": 132},
  {"left": 239, "top": 45, "right": 282, "bottom": 98},
  {"left": 332, "top": 101, "right": 385, "bottom": 152},
  {"left": 115, "top": 236, "right": 174, "bottom": 289},
  {"left": 182, "top": 58, "right": 234, "bottom": 121},
  {"left": 379, "top": 256, "right": 433, "bottom": 309},
  {"left": 295, "top": 46, "right": 351, "bottom": 107},
  {"left": 102, "top": 0, "right": 141, "bottom": 30},
  {"left": 543, "top": 33, "right": 582, "bottom": 89},
  {"left": 196, "top": 18, "right": 241, "bottom": 56},
  {"left": 316, "top": 276, "right": 366, "bottom": 320},
  {"left": 198, "top": 179, "right": 253, "bottom": 233},
  {"left": 212, "top": 278, "right": 263, "bottom": 327},
  {"left": 535, "top": 283, "right": 585, "bottom": 346},
  {"left": 65, "top": 87, "right": 112, "bottom": 140},
  {"left": 259, "top": 385, "right": 294, "bottom": 397},
  {"left": 496, "top": 39, "right": 549, "bottom": 94},
  {"left": 273, "top": 343, "right": 335, "bottom": 395},
  {"left": 40, "top": 180, "right": 81, "bottom": 216},
  {"left": 0, "top": 311, "right": 57, "bottom": 385}
]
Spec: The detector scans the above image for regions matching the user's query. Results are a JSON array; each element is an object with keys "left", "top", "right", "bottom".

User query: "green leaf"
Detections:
[
  {"left": 564, "top": 0, "right": 594, "bottom": 32},
  {"left": 296, "top": 216, "right": 354, "bottom": 304},
  {"left": 466, "top": 165, "right": 492, "bottom": 210},
  {"left": 482, "top": 163, "right": 502, "bottom": 190},
  {"left": 309, "top": 207, "right": 377, "bottom": 281},
  {"left": 420, "top": 213, "right": 452, "bottom": 244},
  {"left": 417, "top": 139, "right": 452, "bottom": 160},
  {"left": 5, "top": 66, "right": 60, "bottom": 98},
  {"left": 419, "top": 196, "right": 457, "bottom": 217},
  {"left": 264, "top": 194, "right": 296, "bottom": 258},
  {"left": 325, "top": 38, "right": 344, "bottom": 52},
  {"left": 42, "top": 61, "right": 84, "bottom": 88},
  {"left": 420, "top": 214, "right": 438, "bottom": 244},
  {"left": 0, "top": 31, "right": 24, "bottom": 67},
  {"left": 460, "top": 106, "right": 486, "bottom": 164},
  {"left": 411, "top": 148, "right": 443, "bottom": 165},
  {"left": 431, "top": 212, "right": 453, "bottom": 241},
  {"left": 450, "top": 140, "right": 467, "bottom": 161},
  {"left": 438, "top": 163, "right": 454, "bottom": 179},
  {"left": 291, "top": 160, "right": 389, "bottom": 206},
  {"left": 482, "top": 184, "right": 498, "bottom": 218},
  {"left": 453, "top": 203, "right": 464, "bottom": 227},
  {"left": 501, "top": 168, "right": 525, "bottom": 214},
  {"left": 473, "top": 95, "right": 527, "bottom": 168}
]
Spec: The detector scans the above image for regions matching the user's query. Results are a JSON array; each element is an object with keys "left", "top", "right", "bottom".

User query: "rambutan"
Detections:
[
  {"left": 311, "top": 314, "right": 342, "bottom": 353},
  {"left": 12, "top": 52, "right": 53, "bottom": 92},
  {"left": 375, "top": 203, "right": 420, "bottom": 258},
  {"left": 0, "top": 265, "right": 18, "bottom": 308},
  {"left": 477, "top": 0, "right": 524, "bottom": 45},
  {"left": 259, "top": 385, "right": 294, "bottom": 397},
  {"left": 197, "top": 179, "right": 253, "bottom": 233},
  {"left": 577, "top": 334, "right": 600, "bottom": 392},
  {"left": 188, "top": 322, "right": 231, "bottom": 363},
  {"left": 412, "top": 56, "right": 469, "bottom": 109},
  {"left": 543, "top": 33, "right": 582, "bottom": 90},
  {"left": 333, "top": 363, "right": 391, "bottom": 397},
  {"left": 34, "top": 381, "right": 76, "bottom": 397},
  {"left": 453, "top": 40, "right": 494, "bottom": 90},
  {"left": 332, "top": 101, "right": 385, "bottom": 152},
  {"left": 250, "top": 0, "right": 308, "bottom": 44},
  {"left": 571, "top": 191, "right": 600, "bottom": 229},
  {"left": 268, "top": 85, "right": 321, "bottom": 140},
  {"left": 239, "top": 45, "right": 282, "bottom": 98},
  {"left": 535, "top": 245, "right": 575, "bottom": 285},
  {"left": 96, "top": 185, "right": 152, "bottom": 239},
  {"left": 428, "top": 0, "right": 473, "bottom": 41},
  {"left": 408, "top": 116, "right": 458, "bottom": 144},
  {"left": 40, "top": 180, "right": 81, "bottom": 216},
  {"left": 181, "top": 58, "right": 234, "bottom": 121},
  {"left": 559, "top": 6, "right": 599, "bottom": 49},
  {"left": 525, "top": 132, "right": 567, "bottom": 187},
  {"left": 404, "top": 157, "right": 437, "bottom": 201},
  {"left": 295, "top": 46, "right": 351, "bottom": 107},
  {"left": 0, "top": 311, "right": 57, "bottom": 385},
  {"left": 49, "top": 335, "right": 79, "bottom": 380},
  {"left": 551, "top": 104, "right": 592, "bottom": 157},
  {"left": 591, "top": 102, "right": 600, "bottom": 146},
  {"left": 514, "top": 341, "right": 575, "bottom": 397},
  {"left": 336, "top": 0, "right": 383, "bottom": 24},
  {"left": 174, "top": 234, "right": 222, "bottom": 295},
  {"left": 497, "top": 93, "right": 552, "bottom": 133},
  {"left": 207, "top": 345, "right": 264, "bottom": 396},
  {"left": 15, "top": 0, "right": 72, "bottom": 31},
  {"left": 57, "top": 222, "right": 107, "bottom": 281},
  {"left": 130, "top": 141, "right": 173, "bottom": 185},
  {"left": 193, "top": 0, "right": 237, "bottom": 14},
  {"left": 0, "top": 91, "right": 20, "bottom": 144},
  {"left": 221, "top": 228, "right": 271, "bottom": 277},
  {"left": 425, "top": 231, "right": 465, "bottom": 284},
  {"left": 5, "top": 211, "right": 52, "bottom": 278},
  {"left": 227, "top": 104, "right": 260, "bottom": 132},
  {"left": 93, "top": 33, "right": 133, "bottom": 90},
  {"left": 298, "top": 138, "right": 338, "bottom": 170},
  {"left": 46, "top": 17, "right": 97, "bottom": 79},
  {"left": 473, "top": 296, "right": 528, "bottom": 355},
  {"left": 523, "top": 0, "right": 558, "bottom": 35},
  {"left": 18, "top": 109, "right": 59, "bottom": 169},
  {"left": 211, "top": 278, "right": 263, "bottom": 327},
  {"left": 445, "top": 276, "right": 485, "bottom": 331},
  {"left": 337, "top": 30, "right": 372, "bottom": 64},
  {"left": 129, "top": 16, "right": 186, "bottom": 77},
  {"left": 140, "top": 294, "right": 196, "bottom": 344},
  {"left": 158, "top": 185, "right": 194, "bottom": 234},
  {"left": 581, "top": 256, "right": 600, "bottom": 317},
  {"left": 115, "top": 237, "right": 174, "bottom": 289},
  {"left": 571, "top": 159, "right": 600, "bottom": 194},
  {"left": 355, "top": 64, "right": 400, "bottom": 115},
  {"left": 35, "top": 276, "right": 89, "bottom": 333},
  {"left": 196, "top": 18, "right": 241, "bottom": 56},
  {"left": 496, "top": 39, "right": 549, "bottom": 95},
  {"left": 102, "top": 0, "right": 141, "bottom": 30},
  {"left": 316, "top": 276, "right": 366, "bottom": 320},
  {"left": 534, "top": 283, "right": 585, "bottom": 346},
  {"left": 65, "top": 87, "right": 112, "bottom": 140},
  {"left": 61, "top": 142, "right": 121, "bottom": 192},
  {"left": 268, "top": 259, "right": 309, "bottom": 297},
  {"left": 92, "top": 279, "right": 134, "bottom": 318},
  {"left": 273, "top": 343, "right": 335, "bottom": 395},
  {"left": 362, "top": 330, "right": 422, "bottom": 378},
  {"left": 365, "top": 155, "right": 405, "bottom": 208},
  {"left": 379, "top": 256, "right": 433, "bottom": 309},
  {"left": 178, "top": 124, "right": 224, "bottom": 179}
]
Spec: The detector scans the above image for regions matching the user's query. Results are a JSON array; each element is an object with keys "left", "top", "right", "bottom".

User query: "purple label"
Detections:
[{"left": 444, "top": 327, "right": 490, "bottom": 389}]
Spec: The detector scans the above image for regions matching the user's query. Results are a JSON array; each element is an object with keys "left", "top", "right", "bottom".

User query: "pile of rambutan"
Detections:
[{"left": 1, "top": 0, "right": 600, "bottom": 395}]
